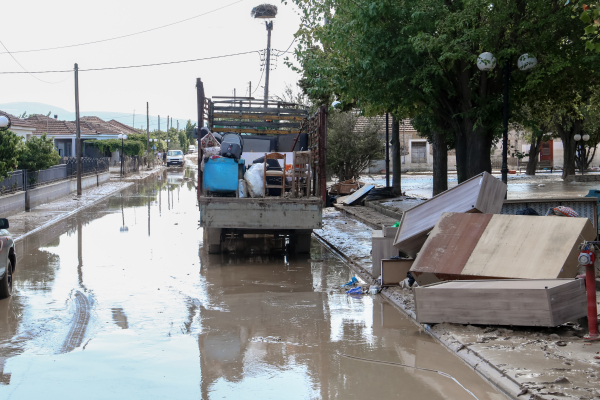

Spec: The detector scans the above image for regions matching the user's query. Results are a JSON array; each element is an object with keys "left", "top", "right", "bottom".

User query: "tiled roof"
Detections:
[
  {"left": 107, "top": 120, "right": 140, "bottom": 135},
  {"left": 79, "top": 116, "right": 121, "bottom": 135},
  {"left": 25, "top": 114, "right": 96, "bottom": 136},
  {"left": 0, "top": 110, "right": 38, "bottom": 129}
]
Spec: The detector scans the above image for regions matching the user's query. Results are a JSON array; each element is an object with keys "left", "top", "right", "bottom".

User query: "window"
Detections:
[{"left": 168, "top": 150, "right": 183, "bottom": 156}]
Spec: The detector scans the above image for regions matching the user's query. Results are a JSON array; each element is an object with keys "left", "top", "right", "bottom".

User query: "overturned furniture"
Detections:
[
  {"left": 393, "top": 172, "right": 506, "bottom": 258},
  {"left": 372, "top": 228, "right": 399, "bottom": 278},
  {"left": 409, "top": 212, "right": 596, "bottom": 286},
  {"left": 414, "top": 279, "right": 588, "bottom": 326},
  {"left": 381, "top": 258, "right": 414, "bottom": 286}
]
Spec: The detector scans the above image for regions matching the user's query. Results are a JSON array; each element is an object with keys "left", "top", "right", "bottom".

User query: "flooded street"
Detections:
[{"left": 0, "top": 168, "right": 505, "bottom": 399}]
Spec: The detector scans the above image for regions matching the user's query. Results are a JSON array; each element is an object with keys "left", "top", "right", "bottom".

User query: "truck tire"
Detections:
[{"left": 0, "top": 259, "right": 13, "bottom": 299}]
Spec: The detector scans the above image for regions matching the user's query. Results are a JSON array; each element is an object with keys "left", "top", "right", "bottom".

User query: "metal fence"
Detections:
[
  {"left": 61, "top": 157, "right": 110, "bottom": 178},
  {"left": 0, "top": 158, "right": 110, "bottom": 197},
  {"left": 0, "top": 170, "right": 24, "bottom": 195},
  {"left": 122, "top": 156, "right": 140, "bottom": 175},
  {"left": 27, "top": 165, "right": 68, "bottom": 189}
]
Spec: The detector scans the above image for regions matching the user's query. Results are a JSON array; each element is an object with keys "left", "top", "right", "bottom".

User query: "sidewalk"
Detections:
[
  {"left": 315, "top": 207, "right": 600, "bottom": 400},
  {"left": 8, "top": 165, "right": 165, "bottom": 242}
]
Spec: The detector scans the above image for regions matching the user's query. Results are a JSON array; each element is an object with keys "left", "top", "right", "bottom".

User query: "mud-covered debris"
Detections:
[
  {"left": 553, "top": 377, "right": 571, "bottom": 384},
  {"left": 556, "top": 340, "right": 567, "bottom": 347}
]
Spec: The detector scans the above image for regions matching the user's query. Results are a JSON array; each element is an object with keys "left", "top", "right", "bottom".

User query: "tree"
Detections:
[
  {"left": 184, "top": 120, "right": 196, "bottom": 143},
  {"left": 178, "top": 130, "right": 189, "bottom": 154},
  {"left": 17, "top": 134, "right": 60, "bottom": 171},
  {"left": 0, "top": 130, "right": 21, "bottom": 180},
  {"left": 326, "top": 111, "right": 383, "bottom": 181},
  {"left": 287, "top": 0, "right": 600, "bottom": 187},
  {"left": 579, "top": 2, "right": 600, "bottom": 52}
]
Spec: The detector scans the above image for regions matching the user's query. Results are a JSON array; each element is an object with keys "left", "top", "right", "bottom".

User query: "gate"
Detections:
[{"left": 411, "top": 142, "right": 426, "bottom": 163}]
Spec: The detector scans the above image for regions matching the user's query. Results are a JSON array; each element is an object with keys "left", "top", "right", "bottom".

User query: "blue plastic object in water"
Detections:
[
  {"left": 204, "top": 157, "right": 245, "bottom": 194},
  {"left": 340, "top": 277, "right": 358, "bottom": 288},
  {"left": 345, "top": 287, "right": 362, "bottom": 295}
]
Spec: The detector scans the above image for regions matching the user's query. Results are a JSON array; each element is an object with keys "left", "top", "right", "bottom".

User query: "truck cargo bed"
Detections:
[{"left": 199, "top": 197, "right": 323, "bottom": 230}]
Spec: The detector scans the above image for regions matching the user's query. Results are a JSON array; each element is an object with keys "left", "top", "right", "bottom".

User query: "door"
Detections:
[
  {"left": 540, "top": 141, "right": 553, "bottom": 161},
  {"left": 411, "top": 142, "right": 426, "bottom": 164}
]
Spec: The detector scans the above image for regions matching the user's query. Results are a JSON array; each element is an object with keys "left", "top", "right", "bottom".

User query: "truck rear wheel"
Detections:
[{"left": 0, "top": 259, "right": 13, "bottom": 299}]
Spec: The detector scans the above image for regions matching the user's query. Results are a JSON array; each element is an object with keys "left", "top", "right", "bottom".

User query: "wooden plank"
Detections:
[
  {"left": 383, "top": 226, "right": 398, "bottom": 238},
  {"left": 213, "top": 120, "right": 302, "bottom": 128},
  {"left": 462, "top": 214, "right": 596, "bottom": 279},
  {"left": 381, "top": 259, "right": 414, "bottom": 286},
  {"left": 213, "top": 113, "right": 305, "bottom": 121},
  {"left": 212, "top": 106, "right": 308, "bottom": 115},
  {"left": 342, "top": 185, "right": 375, "bottom": 206},
  {"left": 393, "top": 172, "right": 506, "bottom": 257},
  {"left": 211, "top": 127, "right": 300, "bottom": 135},
  {"left": 414, "top": 279, "right": 584, "bottom": 326},
  {"left": 411, "top": 213, "right": 492, "bottom": 280}
]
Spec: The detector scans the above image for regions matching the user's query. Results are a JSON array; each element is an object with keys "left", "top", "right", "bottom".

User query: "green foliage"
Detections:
[
  {"left": 578, "top": 2, "right": 600, "bottom": 52},
  {"left": 17, "top": 134, "right": 61, "bottom": 171},
  {"left": 178, "top": 130, "right": 189, "bottom": 153},
  {"left": 287, "top": 0, "right": 600, "bottom": 180},
  {"left": 326, "top": 111, "right": 383, "bottom": 181},
  {"left": 86, "top": 133, "right": 147, "bottom": 156},
  {"left": 0, "top": 130, "right": 21, "bottom": 180},
  {"left": 184, "top": 120, "right": 196, "bottom": 142}
]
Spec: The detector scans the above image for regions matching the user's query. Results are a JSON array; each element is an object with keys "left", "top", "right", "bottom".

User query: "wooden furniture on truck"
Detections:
[
  {"left": 263, "top": 152, "right": 286, "bottom": 197},
  {"left": 291, "top": 151, "right": 311, "bottom": 197}
]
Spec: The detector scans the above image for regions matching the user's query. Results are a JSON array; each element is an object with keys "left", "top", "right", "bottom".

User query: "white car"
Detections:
[
  {"left": 188, "top": 145, "right": 197, "bottom": 153},
  {"left": 166, "top": 150, "right": 184, "bottom": 167},
  {"left": 0, "top": 218, "right": 16, "bottom": 299}
]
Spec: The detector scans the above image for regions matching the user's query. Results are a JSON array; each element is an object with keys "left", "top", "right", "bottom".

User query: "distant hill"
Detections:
[{"left": 0, "top": 102, "right": 194, "bottom": 130}]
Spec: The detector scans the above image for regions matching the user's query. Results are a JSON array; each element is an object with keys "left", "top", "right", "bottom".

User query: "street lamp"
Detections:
[
  {"left": 0, "top": 115, "right": 11, "bottom": 132},
  {"left": 118, "top": 134, "right": 127, "bottom": 177},
  {"left": 574, "top": 133, "right": 590, "bottom": 175},
  {"left": 477, "top": 51, "right": 537, "bottom": 188}
]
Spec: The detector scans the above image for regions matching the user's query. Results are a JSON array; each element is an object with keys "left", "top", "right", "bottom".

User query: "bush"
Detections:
[
  {"left": 0, "top": 130, "right": 21, "bottom": 180},
  {"left": 18, "top": 134, "right": 61, "bottom": 171},
  {"left": 326, "top": 111, "right": 383, "bottom": 181}
]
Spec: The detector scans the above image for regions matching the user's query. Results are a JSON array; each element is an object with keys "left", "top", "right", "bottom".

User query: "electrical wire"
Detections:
[
  {"left": 273, "top": 38, "right": 297, "bottom": 56},
  {"left": 338, "top": 353, "right": 480, "bottom": 400},
  {"left": 251, "top": 64, "right": 266, "bottom": 95},
  {"left": 0, "top": 0, "right": 245, "bottom": 55},
  {"left": 0, "top": 50, "right": 261, "bottom": 74},
  {"left": 0, "top": 40, "right": 70, "bottom": 84}
]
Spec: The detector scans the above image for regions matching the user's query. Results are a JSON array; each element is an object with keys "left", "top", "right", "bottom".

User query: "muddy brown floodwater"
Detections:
[{"left": 0, "top": 169, "right": 507, "bottom": 399}]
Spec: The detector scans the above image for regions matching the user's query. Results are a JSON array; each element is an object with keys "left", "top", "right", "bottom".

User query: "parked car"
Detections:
[
  {"left": 188, "top": 145, "right": 197, "bottom": 153},
  {"left": 167, "top": 150, "right": 184, "bottom": 167},
  {"left": 0, "top": 218, "right": 16, "bottom": 299}
]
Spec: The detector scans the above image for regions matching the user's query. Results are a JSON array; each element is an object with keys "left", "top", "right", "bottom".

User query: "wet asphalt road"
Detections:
[{"left": 0, "top": 168, "right": 506, "bottom": 399}]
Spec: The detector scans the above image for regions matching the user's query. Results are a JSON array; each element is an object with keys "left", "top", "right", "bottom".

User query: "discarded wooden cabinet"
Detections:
[
  {"left": 409, "top": 212, "right": 596, "bottom": 286},
  {"left": 372, "top": 231, "right": 398, "bottom": 278},
  {"left": 414, "top": 279, "right": 588, "bottom": 327},
  {"left": 381, "top": 259, "right": 414, "bottom": 286},
  {"left": 393, "top": 172, "right": 506, "bottom": 258}
]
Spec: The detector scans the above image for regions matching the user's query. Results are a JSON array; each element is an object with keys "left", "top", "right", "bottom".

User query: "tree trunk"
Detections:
[
  {"left": 525, "top": 135, "right": 542, "bottom": 176},
  {"left": 391, "top": 116, "right": 402, "bottom": 195},
  {"left": 465, "top": 124, "right": 492, "bottom": 178},
  {"left": 432, "top": 131, "right": 448, "bottom": 196},
  {"left": 454, "top": 132, "right": 468, "bottom": 183},
  {"left": 555, "top": 119, "right": 581, "bottom": 179}
]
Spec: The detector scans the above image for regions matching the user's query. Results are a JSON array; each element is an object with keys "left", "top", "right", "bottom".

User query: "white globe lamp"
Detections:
[
  {"left": 517, "top": 54, "right": 537, "bottom": 71},
  {"left": 583, "top": 134, "right": 590, "bottom": 142},
  {"left": 574, "top": 134, "right": 582, "bottom": 141},
  {"left": 477, "top": 52, "right": 496, "bottom": 71}
]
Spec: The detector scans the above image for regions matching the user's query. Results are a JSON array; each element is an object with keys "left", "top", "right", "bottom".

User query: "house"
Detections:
[
  {"left": 355, "top": 115, "right": 458, "bottom": 172},
  {"left": 0, "top": 111, "right": 37, "bottom": 140}
]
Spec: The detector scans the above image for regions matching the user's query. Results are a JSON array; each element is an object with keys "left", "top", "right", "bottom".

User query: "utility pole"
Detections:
[
  {"left": 385, "top": 113, "right": 390, "bottom": 188},
  {"left": 158, "top": 115, "right": 160, "bottom": 150},
  {"left": 249, "top": 81, "right": 252, "bottom": 107},
  {"left": 196, "top": 78, "right": 205, "bottom": 198},
  {"left": 74, "top": 63, "right": 82, "bottom": 196},
  {"left": 264, "top": 21, "right": 273, "bottom": 107},
  {"left": 146, "top": 102, "right": 150, "bottom": 161},
  {"left": 133, "top": 109, "right": 135, "bottom": 128}
]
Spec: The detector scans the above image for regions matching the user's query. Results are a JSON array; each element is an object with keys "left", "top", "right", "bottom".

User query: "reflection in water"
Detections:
[{"left": 0, "top": 167, "right": 502, "bottom": 399}]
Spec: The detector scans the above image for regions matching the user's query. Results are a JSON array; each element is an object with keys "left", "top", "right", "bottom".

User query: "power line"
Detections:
[
  {"left": 0, "top": 40, "right": 70, "bottom": 84},
  {"left": 273, "top": 38, "right": 296, "bottom": 56},
  {"left": 252, "top": 65, "right": 265, "bottom": 95},
  {"left": 0, "top": 50, "right": 261, "bottom": 74},
  {"left": 0, "top": 0, "right": 245, "bottom": 56}
]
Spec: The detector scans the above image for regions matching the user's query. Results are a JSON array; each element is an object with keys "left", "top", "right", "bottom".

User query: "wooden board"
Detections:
[
  {"left": 213, "top": 113, "right": 305, "bottom": 121},
  {"left": 414, "top": 279, "right": 587, "bottom": 326},
  {"left": 393, "top": 172, "right": 506, "bottom": 257},
  {"left": 372, "top": 231, "right": 399, "bottom": 278},
  {"left": 409, "top": 212, "right": 596, "bottom": 285},
  {"left": 212, "top": 127, "right": 300, "bottom": 135},
  {"left": 383, "top": 226, "right": 398, "bottom": 238},
  {"left": 381, "top": 259, "right": 414, "bottom": 286},
  {"left": 342, "top": 185, "right": 375, "bottom": 206}
]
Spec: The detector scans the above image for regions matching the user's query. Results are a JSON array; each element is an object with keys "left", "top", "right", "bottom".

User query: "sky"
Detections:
[{"left": 0, "top": 0, "right": 303, "bottom": 130}]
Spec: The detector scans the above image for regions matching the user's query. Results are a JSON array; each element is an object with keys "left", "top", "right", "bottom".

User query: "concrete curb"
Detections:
[
  {"left": 14, "top": 182, "right": 134, "bottom": 244},
  {"left": 312, "top": 231, "right": 523, "bottom": 400}
]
